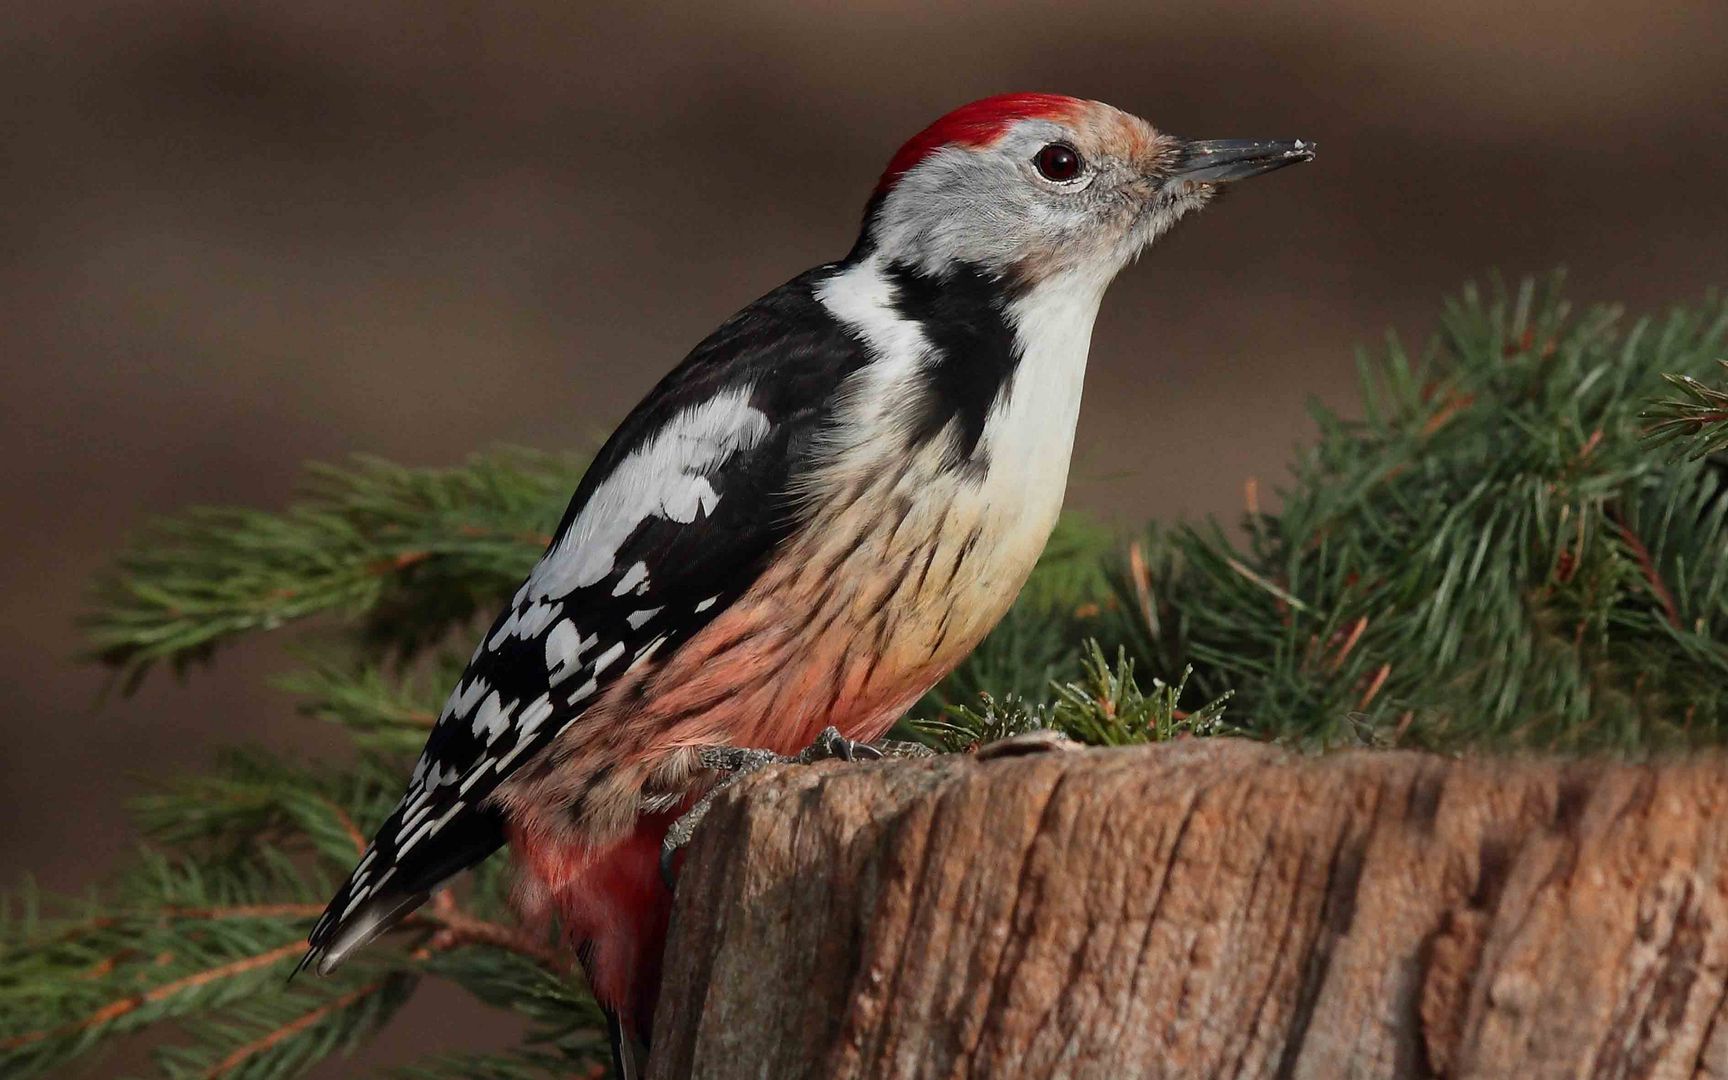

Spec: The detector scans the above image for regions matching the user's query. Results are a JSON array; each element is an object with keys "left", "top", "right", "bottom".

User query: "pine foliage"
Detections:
[
  {"left": 6, "top": 277, "right": 1727, "bottom": 1077},
  {"left": 1111, "top": 277, "right": 1728, "bottom": 750}
]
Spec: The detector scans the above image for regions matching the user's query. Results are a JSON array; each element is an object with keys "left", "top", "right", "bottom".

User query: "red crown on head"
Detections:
[{"left": 874, "top": 93, "right": 1085, "bottom": 197}]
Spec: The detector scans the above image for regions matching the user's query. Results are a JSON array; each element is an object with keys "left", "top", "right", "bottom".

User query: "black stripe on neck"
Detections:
[{"left": 885, "top": 260, "right": 1027, "bottom": 470}]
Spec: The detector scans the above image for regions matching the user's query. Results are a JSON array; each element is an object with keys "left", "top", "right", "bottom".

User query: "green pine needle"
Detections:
[{"left": 84, "top": 450, "right": 583, "bottom": 686}]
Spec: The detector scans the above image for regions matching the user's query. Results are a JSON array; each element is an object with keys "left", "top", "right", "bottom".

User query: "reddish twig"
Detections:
[
  {"left": 314, "top": 797, "right": 369, "bottom": 857},
  {"left": 1128, "top": 540, "right": 1157, "bottom": 636},
  {"left": 1609, "top": 513, "right": 1683, "bottom": 631},
  {"left": 1420, "top": 391, "right": 1475, "bottom": 437},
  {"left": 0, "top": 942, "right": 304, "bottom": 1050},
  {"left": 159, "top": 903, "right": 327, "bottom": 921},
  {"left": 1357, "top": 663, "right": 1392, "bottom": 710},
  {"left": 414, "top": 907, "right": 565, "bottom": 972},
  {"left": 1327, "top": 616, "right": 1370, "bottom": 673},
  {"left": 200, "top": 980, "right": 388, "bottom": 1079},
  {"left": 7, "top": 886, "right": 563, "bottom": 1060}
]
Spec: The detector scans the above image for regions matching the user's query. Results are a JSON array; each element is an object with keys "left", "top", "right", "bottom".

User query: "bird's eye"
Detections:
[{"left": 1034, "top": 143, "right": 1083, "bottom": 182}]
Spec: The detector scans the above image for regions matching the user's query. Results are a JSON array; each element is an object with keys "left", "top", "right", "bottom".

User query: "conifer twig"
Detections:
[
  {"left": 1, "top": 942, "right": 305, "bottom": 1051},
  {"left": 1608, "top": 511, "right": 1684, "bottom": 631},
  {"left": 200, "top": 980, "right": 390, "bottom": 1079}
]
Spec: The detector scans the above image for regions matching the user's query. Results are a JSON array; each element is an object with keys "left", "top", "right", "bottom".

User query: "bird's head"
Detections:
[{"left": 859, "top": 93, "right": 1313, "bottom": 290}]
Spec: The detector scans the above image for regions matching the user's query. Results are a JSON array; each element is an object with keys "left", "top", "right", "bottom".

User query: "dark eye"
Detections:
[{"left": 1034, "top": 143, "right": 1083, "bottom": 182}]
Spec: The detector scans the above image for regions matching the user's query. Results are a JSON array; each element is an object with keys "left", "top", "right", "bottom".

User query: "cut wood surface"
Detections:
[{"left": 647, "top": 739, "right": 1728, "bottom": 1080}]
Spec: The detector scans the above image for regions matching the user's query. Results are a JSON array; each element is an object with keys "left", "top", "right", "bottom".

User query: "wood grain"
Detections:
[{"left": 649, "top": 740, "right": 1728, "bottom": 1079}]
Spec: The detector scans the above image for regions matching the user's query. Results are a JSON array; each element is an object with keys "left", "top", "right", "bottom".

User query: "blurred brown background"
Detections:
[{"left": 3, "top": 0, "right": 1725, "bottom": 1071}]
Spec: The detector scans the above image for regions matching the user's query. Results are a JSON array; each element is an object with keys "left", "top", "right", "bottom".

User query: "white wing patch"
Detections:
[
  {"left": 489, "top": 597, "right": 565, "bottom": 648},
  {"left": 545, "top": 619, "right": 598, "bottom": 686},
  {"left": 592, "top": 642, "right": 625, "bottom": 677},
  {"left": 440, "top": 676, "right": 490, "bottom": 722},
  {"left": 529, "top": 386, "right": 770, "bottom": 601},
  {"left": 469, "top": 690, "right": 516, "bottom": 743},
  {"left": 516, "top": 693, "right": 555, "bottom": 738},
  {"left": 307, "top": 266, "right": 878, "bottom": 979},
  {"left": 611, "top": 561, "right": 650, "bottom": 597}
]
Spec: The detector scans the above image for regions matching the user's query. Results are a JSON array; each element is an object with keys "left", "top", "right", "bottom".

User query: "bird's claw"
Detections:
[
  {"left": 798, "top": 725, "right": 881, "bottom": 764},
  {"left": 660, "top": 726, "right": 931, "bottom": 890}
]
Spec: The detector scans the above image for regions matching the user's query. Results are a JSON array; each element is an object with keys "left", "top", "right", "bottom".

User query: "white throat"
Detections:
[{"left": 975, "top": 270, "right": 1106, "bottom": 525}]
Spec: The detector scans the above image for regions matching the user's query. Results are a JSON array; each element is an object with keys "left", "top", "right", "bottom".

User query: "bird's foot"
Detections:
[
  {"left": 793, "top": 725, "right": 881, "bottom": 764},
  {"left": 659, "top": 727, "right": 935, "bottom": 888}
]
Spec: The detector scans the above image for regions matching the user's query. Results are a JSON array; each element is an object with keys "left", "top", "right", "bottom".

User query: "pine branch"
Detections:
[
  {"left": 131, "top": 750, "right": 398, "bottom": 869},
  {"left": 1, "top": 848, "right": 593, "bottom": 1078},
  {"left": 1110, "top": 275, "right": 1728, "bottom": 749},
  {"left": 85, "top": 450, "right": 583, "bottom": 684},
  {"left": 391, "top": 1048, "right": 605, "bottom": 1079},
  {"left": 165, "top": 975, "right": 408, "bottom": 1080},
  {"left": 273, "top": 655, "right": 461, "bottom": 755},
  {"left": 1, "top": 921, "right": 313, "bottom": 1075}
]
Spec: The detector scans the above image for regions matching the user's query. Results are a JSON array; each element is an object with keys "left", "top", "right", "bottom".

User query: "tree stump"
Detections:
[{"left": 647, "top": 739, "right": 1728, "bottom": 1079}]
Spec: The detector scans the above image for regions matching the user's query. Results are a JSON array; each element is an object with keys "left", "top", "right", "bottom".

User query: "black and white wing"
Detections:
[{"left": 302, "top": 265, "right": 872, "bottom": 973}]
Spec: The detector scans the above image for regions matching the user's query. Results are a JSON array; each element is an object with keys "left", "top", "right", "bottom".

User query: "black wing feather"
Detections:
[{"left": 303, "top": 263, "right": 872, "bottom": 971}]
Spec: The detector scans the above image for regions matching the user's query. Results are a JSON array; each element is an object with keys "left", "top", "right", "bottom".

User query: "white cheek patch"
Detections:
[
  {"left": 872, "top": 131, "right": 1061, "bottom": 275},
  {"left": 815, "top": 257, "right": 941, "bottom": 451},
  {"left": 817, "top": 260, "right": 932, "bottom": 377},
  {"left": 530, "top": 387, "right": 768, "bottom": 600}
]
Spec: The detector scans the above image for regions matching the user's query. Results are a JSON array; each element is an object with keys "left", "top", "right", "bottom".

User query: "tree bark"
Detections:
[{"left": 647, "top": 738, "right": 1728, "bottom": 1079}]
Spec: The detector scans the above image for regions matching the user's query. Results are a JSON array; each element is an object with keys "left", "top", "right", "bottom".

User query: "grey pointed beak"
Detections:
[{"left": 1170, "top": 138, "right": 1316, "bottom": 184}]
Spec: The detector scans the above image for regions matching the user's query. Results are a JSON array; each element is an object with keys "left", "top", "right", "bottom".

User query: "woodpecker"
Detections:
[{"left": 301, "top": 93, "right": 1312, "bottom": 1074}]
